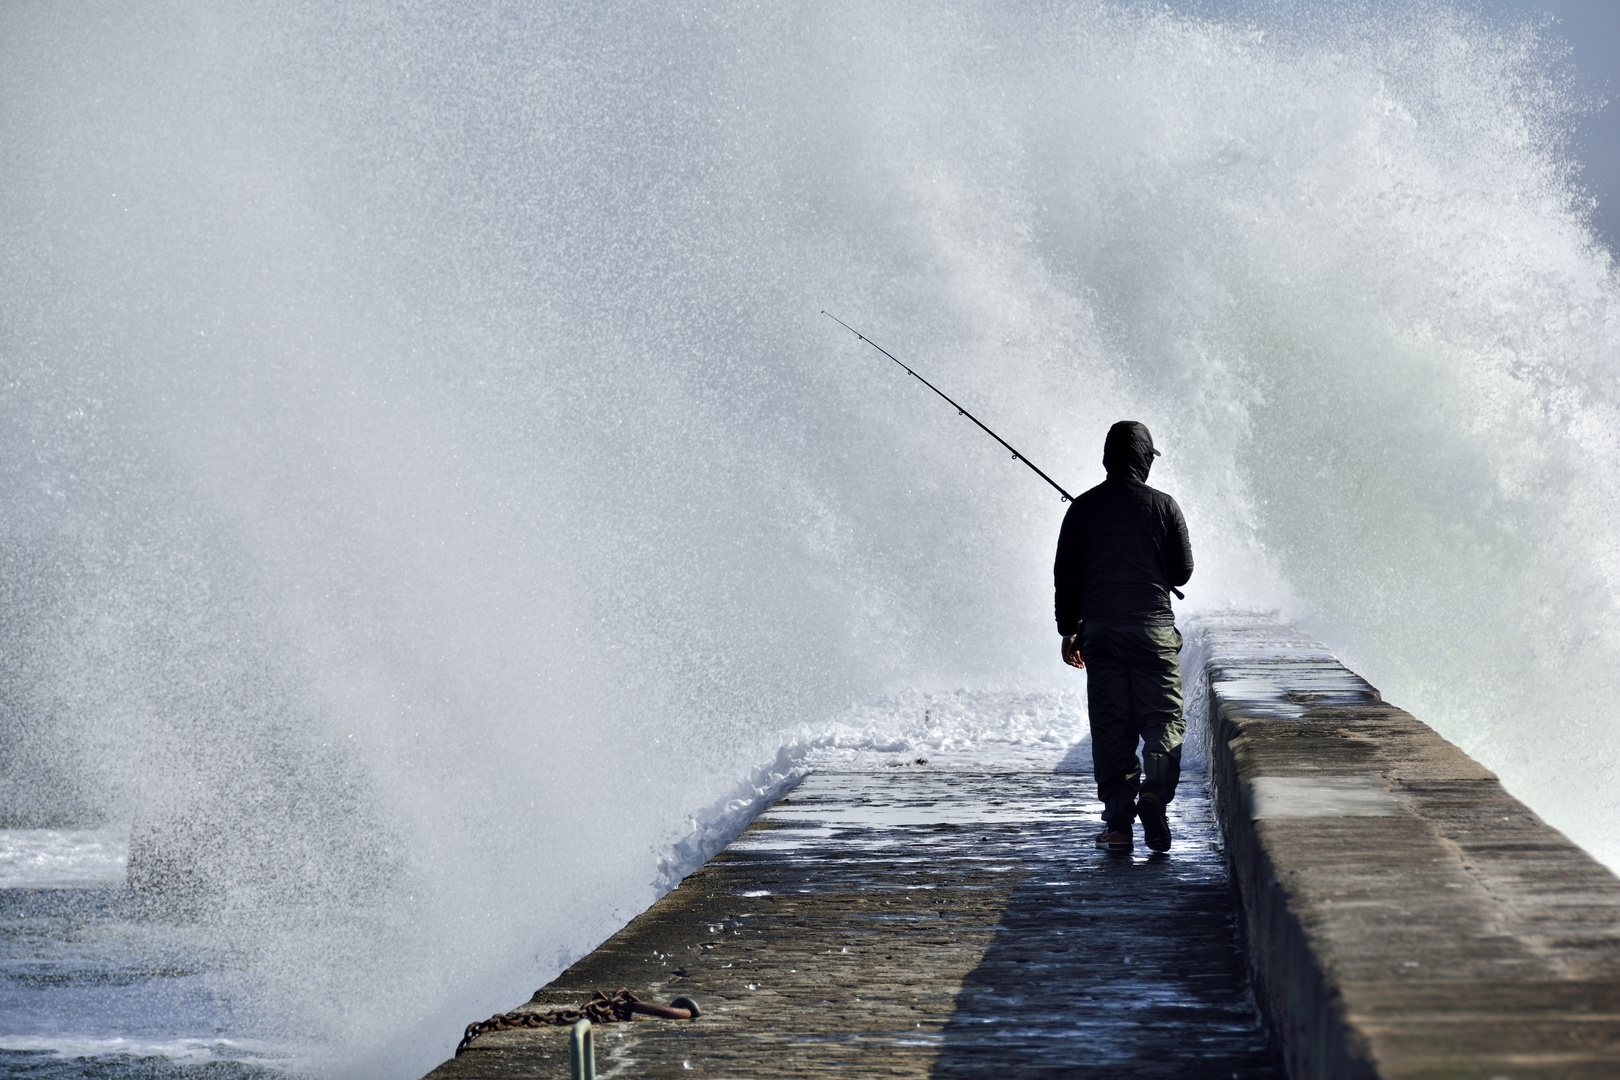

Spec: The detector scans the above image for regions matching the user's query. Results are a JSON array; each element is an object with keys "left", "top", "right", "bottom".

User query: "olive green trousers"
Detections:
[{"left": 1082, "top": 623, "right": 1186, "bottom": 827}]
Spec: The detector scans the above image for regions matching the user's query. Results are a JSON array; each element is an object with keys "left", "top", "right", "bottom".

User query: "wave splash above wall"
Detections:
[{"left": 1, "top": 2, "right": 1615, "bottom": 1075}]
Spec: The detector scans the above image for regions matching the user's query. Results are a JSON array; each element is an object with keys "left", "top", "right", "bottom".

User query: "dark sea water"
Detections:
[{"left": 0, "top": 836, "right": 292, "bottom": 1079}]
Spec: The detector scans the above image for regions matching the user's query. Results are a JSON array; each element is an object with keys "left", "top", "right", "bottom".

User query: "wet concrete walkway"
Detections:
[{"left": 429, "top": 766, "right": 1276, "bottom": 1078}]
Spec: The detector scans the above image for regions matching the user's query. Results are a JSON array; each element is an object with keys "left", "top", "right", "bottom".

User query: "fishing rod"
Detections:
[
  {"left": 822, "top": 311, "right": 1185, "bottom": 599},
  {"left": 821, "top": 310, "right": 1073, "bottom": 502}
]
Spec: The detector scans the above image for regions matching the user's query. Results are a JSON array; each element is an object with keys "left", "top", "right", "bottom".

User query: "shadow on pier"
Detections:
[
  {"left": 928, "top": 747, "right": 1276, "bottom": 1077},
  {"left": 430, "top": 757, "right": 1278, "bottom": 1079}
]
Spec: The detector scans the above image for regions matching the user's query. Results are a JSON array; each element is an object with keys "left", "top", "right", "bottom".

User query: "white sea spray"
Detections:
[{"left": 0, "top": 3, "right": 1614, "bottom": 1076}]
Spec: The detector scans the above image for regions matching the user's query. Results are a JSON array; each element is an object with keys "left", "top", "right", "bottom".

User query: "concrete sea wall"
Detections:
[{"left": 1198, "top": 615, "right": 1620, "bottom": 1079}]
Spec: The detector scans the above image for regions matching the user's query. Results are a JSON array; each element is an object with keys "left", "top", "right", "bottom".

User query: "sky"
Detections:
[
  {"left": 1192, "top": 0, "right": 1620, "bottom": 252},
  {"left": 1504, "top": 0, "right": 1620, "bottom": 250}
]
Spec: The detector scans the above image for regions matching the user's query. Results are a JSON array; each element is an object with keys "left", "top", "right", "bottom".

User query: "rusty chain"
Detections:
[{"left": 456, "top": 988, "right": 698, "bottom": 1056}]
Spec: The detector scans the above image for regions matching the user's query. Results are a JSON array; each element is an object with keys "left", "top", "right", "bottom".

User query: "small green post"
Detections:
[{"left": 569, "top": 1018, "right": 595, "bottom": 1080}]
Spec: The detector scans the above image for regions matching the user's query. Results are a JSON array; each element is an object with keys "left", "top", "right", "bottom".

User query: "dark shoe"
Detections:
[
  {"left": 1094, "top": 826, "right": 1133, "bottom": 853},
  {"left": 1137, "top": 793, "right": 1171, "bottom": 852}
]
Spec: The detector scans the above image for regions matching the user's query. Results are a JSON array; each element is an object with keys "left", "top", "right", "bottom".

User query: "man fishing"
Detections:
[
  {"left": 1054, "top": 421, "right": 1193, "bottom": 854},
  {"left": 821, "top": 318, "right": 1193, "bottom": 855}
]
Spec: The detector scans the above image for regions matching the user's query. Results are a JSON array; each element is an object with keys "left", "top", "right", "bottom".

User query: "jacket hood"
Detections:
[{"left": 1102, "top": 420, "right": 1159, "bottom": 482}]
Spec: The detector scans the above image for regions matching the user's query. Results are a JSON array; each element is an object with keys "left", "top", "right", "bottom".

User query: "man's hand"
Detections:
[{"left": 1062, "top": 634, "right": 1085, "bottom": 669}]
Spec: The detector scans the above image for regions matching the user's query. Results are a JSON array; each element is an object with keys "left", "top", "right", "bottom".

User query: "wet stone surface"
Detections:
[{"left": 427, "top": 769, "right": 1277, "bottom": 1079}]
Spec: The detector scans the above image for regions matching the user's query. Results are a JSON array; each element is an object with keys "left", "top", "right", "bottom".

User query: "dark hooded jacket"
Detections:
[{"left": 1053, "top": 421, "right": 1193, "bottom": 633}]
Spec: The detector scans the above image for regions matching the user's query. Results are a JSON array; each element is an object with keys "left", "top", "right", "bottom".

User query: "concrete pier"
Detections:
[
  {"left": 1201, "top": 615, "right": 1620, "bottom": 1078},
  {"left": 424, "top": 615, "right": 1620, "bottom": 1078},
  {"left": 427, "top": 768, "right": 1274, "bottom": 1078}
]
